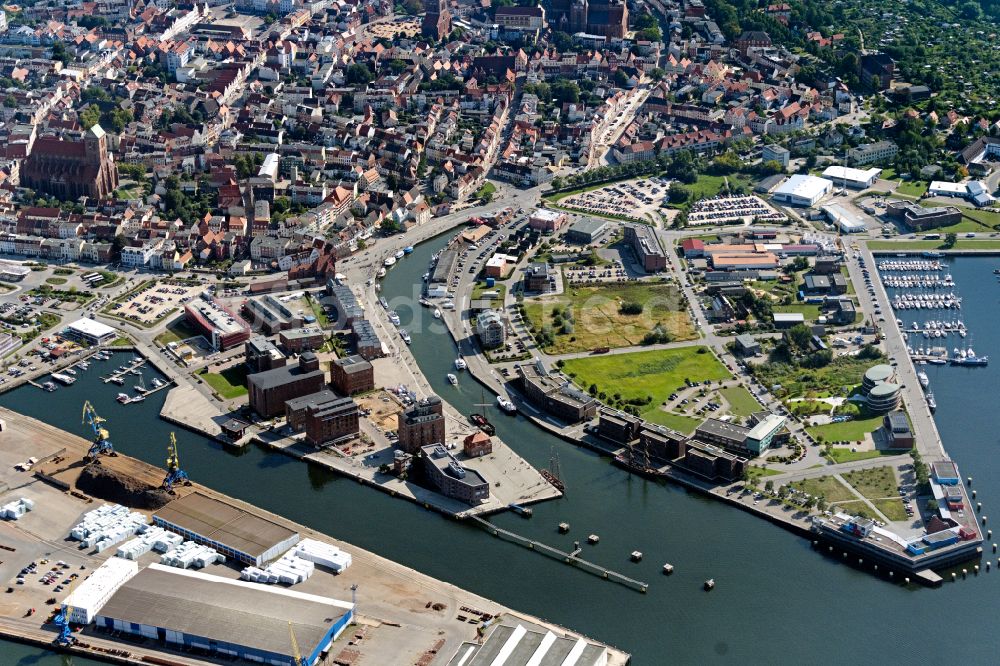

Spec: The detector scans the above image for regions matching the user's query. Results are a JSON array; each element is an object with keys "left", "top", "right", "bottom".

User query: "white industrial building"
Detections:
[
  {"left": 61, "top": 556, "right": 139, "bottom": 624},
  {"left": 94, "top": 563, "right": 354, "bottom": 666},
  {"left": 822, "top": 166, "right": 881, "bottom": 189},
  {"left": 772, "top": 175, "right": 833, "bottom": 207},
  {"left": 928, "top": 180, "right": 996, "bottom": 207},
  {"left": 821, "top": 203, "right": 868, "bottom": 233},
  {"left": 64, "top": 317, "right": 118, "bottom": 346}
]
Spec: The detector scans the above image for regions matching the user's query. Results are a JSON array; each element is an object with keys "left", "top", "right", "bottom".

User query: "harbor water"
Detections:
[{"left": 3, "top": 248, "right": 1000, "bottom": 663}]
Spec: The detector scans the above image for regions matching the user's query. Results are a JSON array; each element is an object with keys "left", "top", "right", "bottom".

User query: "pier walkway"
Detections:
[{"left": 469, "top": 516, "right": 650, "bottom": 593}]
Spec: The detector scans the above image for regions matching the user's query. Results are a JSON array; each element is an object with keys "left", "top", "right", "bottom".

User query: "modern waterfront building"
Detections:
[
  {"left": 885, "top": 201, "right": 962, "bottom": 231},
  {"left": 248, "top": 352, "right": 325, "bottom": 418},
  {"left": 516, "top": 362, "right": 598, "bottom": 423},
  {"left": 184, "top": 295, "right": 251, "bottom": 351},
  {"left": 152, "top": 492, "right": 300, "bottom": 566},
  {"left": 475, "top": 308, "right": 506, "bottom": 349},
  {"left": 421, "top": 444, "right": 490, "bottom": 505},
  {"left": 744, "top": 413, "right": 786, "bottom": 455},
  {"left": 63, "top": 317, "right": 117, "bottom": 346},
  {"left": 94, "top": 564, "right": 353, "bottom": 666},
  {"left": 861, "top": 364, "right": 900, "bottom": 413},
  {"left": 61, "top": 557, "right": 138, "bottom": 625}
]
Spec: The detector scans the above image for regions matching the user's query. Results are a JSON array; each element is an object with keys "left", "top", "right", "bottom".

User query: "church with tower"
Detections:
[
  {"left": 21, "top": 124, "right": 119, "bottom": 201},
  {"left": 546, "top": 0, "right": 629, "bottom": 39}
]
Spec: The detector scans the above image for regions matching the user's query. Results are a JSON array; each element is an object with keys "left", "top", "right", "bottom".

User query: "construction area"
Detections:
[{"left": 0, "top": 407, "right": 629, "bottom": 665}]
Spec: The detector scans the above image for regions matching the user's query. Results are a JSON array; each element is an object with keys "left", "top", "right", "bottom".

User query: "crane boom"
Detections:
[{"left": 288, "top": 621, "right": 306, "bottom": 666}]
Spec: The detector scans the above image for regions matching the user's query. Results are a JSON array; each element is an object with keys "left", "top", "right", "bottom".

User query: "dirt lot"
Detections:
[{"left": 357, "top": 391, "right": 403, "bottom": 432}]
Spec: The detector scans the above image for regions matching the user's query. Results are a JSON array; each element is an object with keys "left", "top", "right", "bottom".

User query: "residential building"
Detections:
[
  {"left": 279, "top": 326, "right": 325, "bottom": 353},
  {"left": 476, "top": 309, "right": 506, "bottom": 349},
  {"left": 329, "top": 355, "right": 374, "bottom": 395},
  {"left": 420, "top": 445, "right": 490, "bottom": 505},
  {"left": 516, "top": 362, "right": 598, "bottom": 423},
  {"left": 762, "top": 144, "right": 789, "bottom": 168},
  {"left": 847, "top": 141, "right": 898, "bottom": 166},
  {"left": 397, "top": 396, "right": 446, "bottom": 453}
]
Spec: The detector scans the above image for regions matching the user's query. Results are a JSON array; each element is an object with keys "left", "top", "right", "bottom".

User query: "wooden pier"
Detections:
[
  {"left": 101, "top": 358, "right": 146, "bottom": 384},
  {"left": 469, "top": 516, "right": 649, "bottom": 593}
]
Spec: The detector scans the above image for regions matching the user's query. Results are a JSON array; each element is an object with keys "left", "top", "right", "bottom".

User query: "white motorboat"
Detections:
[
  {"left": 454, "top": 358, "right": 467, "bottom": 370},
  {"left": 433, "top": 308, "right": 442, "bottom": 319},
  {"left": 447, "top": 373, "right": 458, "bottom": 385},
  {"left": 497, "top": 396, "right": 517, "bottom": 414}
]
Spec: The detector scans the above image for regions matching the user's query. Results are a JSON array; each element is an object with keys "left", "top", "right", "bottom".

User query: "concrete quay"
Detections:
[{"left": 0, "top": 408, "right": 629, "bottom": 666}]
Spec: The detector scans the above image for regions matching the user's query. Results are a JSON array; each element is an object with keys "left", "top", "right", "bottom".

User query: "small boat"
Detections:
[
  {"left": 454, "top": 358, "right": 467, "bottom": 370},
  {"left": 662, "top": 563, "right": 675, "bottom": 575},
  {"left": 377, "top": 267, "right": 387, "bottom": 278},
  {"left": 50, "top": 373, "right": 75, "bottom": 386},
  {"left": 109, "top": 376, "right": 124, "bottom": 385},
  {"left": 400, "top": 330, "right": 411, "bottom": 345},
  {"left": 447, "top": 373, "right": 458, "bottom": 385},
  {"left": 497, "top": 396, "right": 517, "bottom": 414},
  {"left": 379, "top": 297, "right": 389, "bottom": 309},
  {"left": 587, "top": 534, "right": 600, "bottom": 544},
  {"left": 926, "top": 392, "right": 937, "bottom": 412},
  {"left": 704, "top": 579, "right": 716, "bottom": 591},
  {"left": 917, "top": 371, "right": 929, "bottom": 389},
  {"left": 433, "top": 308, "right": 442, "bottom": 319},
  {"left": 64, "top": 368, "right": 77, "bottom": 376},
  {"left": 129, "top": 394, "right": 145, "bottom": 403},
  {"left": 116, "top": 393, "right": 129, "bottom": 403},
  {"left": 388, "top": 311, "right": 401, "bottom": 326},
  {"left": 41, "top": 382, "right": 57, "bottom": 392},
  {"left": 403, "top": 246, "right": 414, "bottom": 254},
  {"left": 422, "top": 272, "right": 429, "bottom": 281},
  {"left": 394, "top": 249, "right": 405, "bottom": 260},
  {"left": 470, "top": 413, "right": 495, "bottom": 435},
  {"left": 384, "top": 256, "right": 396, "bottom": 267},
  {"left": 78, "top": 362, "right": 89, "bottom": 370}
]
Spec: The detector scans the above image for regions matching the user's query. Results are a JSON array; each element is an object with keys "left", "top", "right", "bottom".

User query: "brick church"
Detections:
[{"left": 21, "top": 124, "right": 119, "bottom": 201}]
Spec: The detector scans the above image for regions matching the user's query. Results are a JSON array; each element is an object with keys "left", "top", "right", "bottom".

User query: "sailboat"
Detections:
[{"left": 540, "top": 447, "right": 566, "bottom": 492}]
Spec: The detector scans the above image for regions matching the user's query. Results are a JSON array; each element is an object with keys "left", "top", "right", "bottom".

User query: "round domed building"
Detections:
[{"left": 861, "top": 364, "right": 900, "bottom": 413}]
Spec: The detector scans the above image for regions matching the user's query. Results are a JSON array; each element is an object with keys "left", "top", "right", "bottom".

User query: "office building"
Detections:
[
  {"left": 566, "top": 217, "right": 610, "bottom": 244},
  {"left": 624, "top": 223, "right": 667, "bottom": 272},
  {"left": 762, "top": 144, "right": 789, "bottom": 167},
  {"left": 885, "top": 201, "right": 962, "bottom": 231},
  {"left": 285, "top": 391, "right": 359, "bottom": 447},
  {"left": 245, "top": 336, "right": 286, "bottom": 373},
  {"left": 185, "top": 295, "right": 251, "bottom": 351},
  {"left": 524, "top": 262, "right": 553, "bottom": 292},
  {"left": 529, "top": 208, "right": 568, "bottom": 232},
  {"left": 64, "top": 317, "right": 117, "bottom": 346}
]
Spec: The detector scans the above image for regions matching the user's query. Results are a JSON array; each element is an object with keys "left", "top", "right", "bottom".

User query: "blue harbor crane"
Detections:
[
  {"left": 52, "top": 606, "right": 75, "bottom": 645},
  {"left": 161, "top": 433, "right": 191, "bottom": 494},
  {"left": 81, "top": 400, "right": 117, "bottom": 461}
]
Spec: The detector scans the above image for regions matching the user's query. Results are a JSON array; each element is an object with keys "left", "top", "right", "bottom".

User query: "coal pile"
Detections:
[{"left": 77, "top": 464, "right": 172, "bottom": 510}]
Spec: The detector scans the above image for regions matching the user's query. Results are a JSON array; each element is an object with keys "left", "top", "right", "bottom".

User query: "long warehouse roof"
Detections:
[
  {"left": 97, "top": 564, "right": 352, "bottom": 658},
  {"left": 153, "top": 492, "right": 297, "bottom": 558}
]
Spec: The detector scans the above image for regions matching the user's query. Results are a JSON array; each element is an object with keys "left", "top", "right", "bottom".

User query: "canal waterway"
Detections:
[{"left": 3, "top": 249, "right": 1000, "bottom": 663}]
